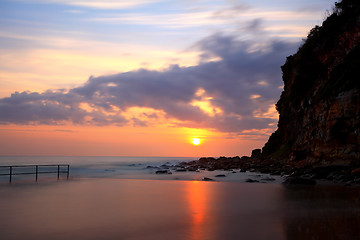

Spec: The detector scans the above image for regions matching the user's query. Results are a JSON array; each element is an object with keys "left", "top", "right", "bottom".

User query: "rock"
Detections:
[
  {"left": 261, "top": 177, "right": 276, "bottom": 181},
  {"left": 251, "top": 149, "right": 262, "bottom": 159},
  {"left": 202, "top": 177, "right": 214, "bottom": 181},
  {"left": 215, "top": 174, "right": 226, "bottom": 177},
  {"left": 353, "top": 178, "right": 360, "bottom": 184},
  {"left": 270, "top": 171, "right": 282, "bottom": 175},
  {"left": 283, "top": 177, "right": 316, "bottom": 185},
  {"left": 155, "top": 170, "right": 172, "bottom": 174},
  {"left": 175, "top": 168, "right": 186, "bottom": 172},
  {"left": 128, "top": 163, "right": 142, "bottom": 167},
  {"left": 146, "top": 166, "right": 158, "bottom": 169},
  {"left": 310, "top": 165, "right": 350, "bottom": 179},
  {"left": 187, "top": 166, "right": 199, "bottom": 171},
  {"left": 199, "top": 157, "right": 215, "bottom": 164},
  {"left": 245, "top": 179, "right": 259, "bottom": 183},
  {"left": 351, "top": 167, "right": 360, "bottom": 175},
  {"left": 337, "top": 175, "right": 353, "bottom": 183}
]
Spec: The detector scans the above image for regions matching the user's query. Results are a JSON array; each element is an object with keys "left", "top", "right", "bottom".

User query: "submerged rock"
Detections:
[
  {"left": 202, "top": 177, "right": 214, "bottom": 181},
  {"left": 175, "top": 168, "right": 186, "bottom": 172},
  {"left": 261, "top": 177, "right": 276, "bottom": 181},
  {"left": 245, "top": 179, "right": 259, "bottom": 183},
  {"left": 146, "top": 166, "right": 158, "bottom": 169},
  {"left": 215, "top": 174, "right": 226, "bottom": 177},
  {"left": 155, "top": 170, "right": 172, "bottom": 174}
]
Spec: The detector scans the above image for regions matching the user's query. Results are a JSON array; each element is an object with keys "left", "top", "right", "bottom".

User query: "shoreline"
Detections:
[
  {"left": 1, "top": 155, "right": 359, "bottom": 186},
  {"left": 152, "top": 156, "right": 360, "bottom": 186}
]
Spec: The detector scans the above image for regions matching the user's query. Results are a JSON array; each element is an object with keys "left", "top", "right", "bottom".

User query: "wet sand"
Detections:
[{"left": 0, "top": 178, "right": 359, "bottom": 240}]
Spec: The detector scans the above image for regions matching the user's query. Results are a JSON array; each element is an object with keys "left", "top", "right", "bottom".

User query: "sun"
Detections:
[{"left": 192, "top": 138, "right": 201, "bottom": 145}]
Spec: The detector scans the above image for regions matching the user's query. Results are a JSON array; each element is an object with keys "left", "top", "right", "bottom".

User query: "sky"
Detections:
[{"left": 0, "top": 0, "right": 335, "bottom": 157}]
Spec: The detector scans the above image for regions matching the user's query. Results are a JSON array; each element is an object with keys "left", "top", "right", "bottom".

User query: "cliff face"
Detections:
[{"left": 262, "top": 0, "right": 360, "bottom": 167}]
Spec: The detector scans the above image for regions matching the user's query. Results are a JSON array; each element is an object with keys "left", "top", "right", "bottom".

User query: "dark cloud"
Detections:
[
  {"left": 0, "top": 34, "right": 299, "bottom": 134},
  {"left": 244, "top": 18, "right": 265, "bottom": 34}
]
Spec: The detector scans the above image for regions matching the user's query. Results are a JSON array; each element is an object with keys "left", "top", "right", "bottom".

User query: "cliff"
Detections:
[{"left": 262, "top": 0, "right": 360, "bottom": 168}]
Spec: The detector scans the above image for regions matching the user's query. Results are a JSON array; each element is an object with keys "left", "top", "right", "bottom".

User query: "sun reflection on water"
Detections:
[{"left": 186, "top": 181, "right": 208, "bottom": 240}]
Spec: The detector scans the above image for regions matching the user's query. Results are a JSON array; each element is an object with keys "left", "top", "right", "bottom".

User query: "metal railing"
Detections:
[{"left": 0, "top": 164, "right": 70, "bottom": 182}]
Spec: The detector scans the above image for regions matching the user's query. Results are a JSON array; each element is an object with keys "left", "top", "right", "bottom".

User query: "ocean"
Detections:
[
  {"left": 0, "top": 155, "right": 284, "bottom": 183},
  {"left": 0, "top": 156, "right": 195, "bottom": 182},
  {"left": 0, "top": 156, "right": 359, "bottom": 240}
]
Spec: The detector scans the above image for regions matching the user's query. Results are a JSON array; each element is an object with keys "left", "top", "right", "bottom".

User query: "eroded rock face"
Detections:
[{"left": 262, "top": 0, "right": 360, "bottom": 167}]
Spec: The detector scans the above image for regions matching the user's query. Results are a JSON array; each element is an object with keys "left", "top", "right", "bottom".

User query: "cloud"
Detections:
[
  {"left": 88, "top": 12, "right": 230, "bottom": 28},
  {"left": 20, "top": 0, "right": 161, "bottom": 9},
  {"left": 211, "top": 4, "right": 251, "bottom": 19},
  {"left": 0, "top": 33, "right": 299, "bottom": 134},
  {"left": 244, "top": 19, "right": 264, "bottom": 33},
  {"left": 54, "top": 129, "right": 77, "bottom": 132}
]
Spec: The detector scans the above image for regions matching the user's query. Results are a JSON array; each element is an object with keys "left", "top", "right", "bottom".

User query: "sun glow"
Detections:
[{"left": 192, "top": 138, "right": 201, "bottom": 145}]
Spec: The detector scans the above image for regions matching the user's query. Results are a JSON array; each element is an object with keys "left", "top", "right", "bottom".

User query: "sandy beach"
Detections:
[{"left": 1, "top": 177, "right": 359, "bottom": 240}]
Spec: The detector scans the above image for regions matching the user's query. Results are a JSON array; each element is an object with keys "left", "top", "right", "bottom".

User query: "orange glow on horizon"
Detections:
[{"left": 0, "top": 123, "right": 266, "bottom": 157}]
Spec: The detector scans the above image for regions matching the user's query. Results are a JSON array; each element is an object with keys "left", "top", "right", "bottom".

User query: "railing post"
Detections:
[
  {"left": 9, "top": 166, "right": 12, "bottom": 183},
  {"left": 35, "top": 165, "right": 38, "bottom": 182},
  {"left": 1, "top": 164, "right": 70, "bottom": 182}
]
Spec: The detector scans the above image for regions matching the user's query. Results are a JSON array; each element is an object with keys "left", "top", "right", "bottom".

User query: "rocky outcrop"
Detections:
[{"left": 262, "top": 0, "right": 360, "bottom": 169}]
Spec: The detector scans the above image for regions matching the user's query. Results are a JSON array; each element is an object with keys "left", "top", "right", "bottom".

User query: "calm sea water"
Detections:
[
  {"left": 0, "top": 156, "right": 196, "bottom": 181},
  {"left": 0, "top": 156, "right": 286, "bottom": 183},
  {"left": 0, "top": 156, "right": 359, "bottom": 240},
  {"left": 0, "top": 178, "right": 359, "bottom": 240}
]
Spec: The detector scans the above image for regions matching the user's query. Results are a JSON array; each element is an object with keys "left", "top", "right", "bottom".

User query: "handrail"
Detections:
[{"left": 0, "top": 164, "right": 70, "bottom": 182}]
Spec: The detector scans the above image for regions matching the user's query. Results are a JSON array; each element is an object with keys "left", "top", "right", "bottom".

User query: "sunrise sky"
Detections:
[{"left": 0, "top": 0, "right": 335, "bottom": 157}]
